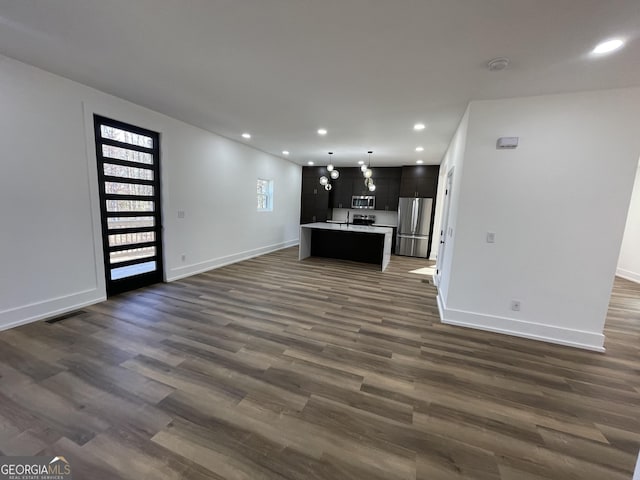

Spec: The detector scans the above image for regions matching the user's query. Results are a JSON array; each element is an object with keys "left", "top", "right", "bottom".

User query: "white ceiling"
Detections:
[{"left": 0, "top": 0, "right": 639, "bottom": 167}]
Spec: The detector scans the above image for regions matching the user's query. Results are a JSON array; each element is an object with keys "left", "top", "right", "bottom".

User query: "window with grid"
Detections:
[{"left": 257, "top": 179, "right": 273, "bottom": 212}]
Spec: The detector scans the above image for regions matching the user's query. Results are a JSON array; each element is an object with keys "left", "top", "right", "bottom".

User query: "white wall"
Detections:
[
  {"left": 433, "top": 107, "right": 470, "bottom": 299},
  {"left": 437, "top": 88, "right": 640, "bottom": 351},
  {"left": 0, "top": 55, "right": 301, "bottom": 330},
  {"left": 617, "top": 159, "right": 640, "bottom": 283}
]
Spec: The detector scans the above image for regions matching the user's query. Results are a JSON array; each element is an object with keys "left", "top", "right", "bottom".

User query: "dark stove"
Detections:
[{"left": 352, "top": 214, "right": 376, "bottom": 226}]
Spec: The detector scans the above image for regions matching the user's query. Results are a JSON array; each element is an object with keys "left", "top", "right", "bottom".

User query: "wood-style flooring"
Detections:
[{"left": 0, "top": 247, "right": 639, "bottom": 479}]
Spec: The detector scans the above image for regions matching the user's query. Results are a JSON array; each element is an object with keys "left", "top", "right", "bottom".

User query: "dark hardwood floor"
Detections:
[{"left": 0, "top": 247, "right": 639, "bottom": 479}]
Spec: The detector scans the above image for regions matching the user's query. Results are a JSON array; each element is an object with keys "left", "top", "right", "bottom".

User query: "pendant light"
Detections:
[
  {"left": 319, "top": 152, "right": 338, "bottom": 191},
  {"left": 363, "top": 151, "right": 375, "bottom": 191}
]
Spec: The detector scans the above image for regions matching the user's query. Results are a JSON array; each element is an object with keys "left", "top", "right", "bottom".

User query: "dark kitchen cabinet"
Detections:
[
  {"left": 400, "top": 165, "right": 440, "bottom": 198},
  {"left": 329, "top": 166, "right": 403, "bottom": 210},
  {"left": 387, "top": 179, "right": 401, "bottom": 211},
  {"left": 300, "top": 166, "right": 330, "bottom": 224},
  {"left": 329, "top": 168, "right": 357, "bottom": 209},
  {"left": 301, "top": 166, "right": 437, "bottom": 223},
  {"left": 301, "top": 192, "right": 329, "bottom": 223},
  {"left": 352, "top": 173, "right": 370, "bottom": 197},
  {"left": 374, "top": 167, "right": 402, "bottom": 212},
  {"left": 302, "top": 171, "right": 319, "bottom": 193}
]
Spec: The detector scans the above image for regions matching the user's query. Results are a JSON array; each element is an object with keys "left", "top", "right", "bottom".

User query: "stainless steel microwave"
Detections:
[{"left": 352, "top": 195, "right": 375, "bottom": 209}]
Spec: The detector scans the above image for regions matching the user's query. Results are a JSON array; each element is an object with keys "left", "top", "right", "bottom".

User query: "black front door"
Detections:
[{"left": 94, "top": 115, "right": 164, "bottom": 296}]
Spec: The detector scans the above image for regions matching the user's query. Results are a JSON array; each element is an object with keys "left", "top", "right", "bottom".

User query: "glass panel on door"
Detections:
[{"left": 94, "top": 115, "right": 164, "bottom": 296}]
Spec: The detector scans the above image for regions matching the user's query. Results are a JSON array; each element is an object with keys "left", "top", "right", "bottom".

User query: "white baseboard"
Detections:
[
  {"left": 436, "top": 290, "right": 445, "bottom": 318},
  {"left": 0, "top": 288, "right": 105, "bottom": 332},
  {"left": 435, "top": 291, "right": 605, "bottom": 352},
  {"left": 616, "top": 268, "right": 640, "bottom": 284},
  {"left": 0, "top": 241, "right": 299, "bottom": 331},
  {"left": 166, "top": 239, "right": 299, "bottom": 282}
]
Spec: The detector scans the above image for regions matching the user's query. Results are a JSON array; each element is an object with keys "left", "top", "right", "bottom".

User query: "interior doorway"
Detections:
[
  {"left": 93, "top": 115, "right": 164, "bottom": 296},
  {"left": 435, "top": 168, "right": 454, "bottom": 286},
  {"left": 604, "top": 158, "right": 640, "bottom": 348}
]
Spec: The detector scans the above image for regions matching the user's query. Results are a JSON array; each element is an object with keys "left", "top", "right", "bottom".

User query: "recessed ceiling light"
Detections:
[
  {"left": 242, "top": 133, "right": 251, "bottom": 139},
  {"left": 282, "top": 150, "right": 290, "bottom": 155},
  {"left": 592, "top": 38, "right": 625, "bottom": 55},
  {"left": 414, "top": 123, "right": 426, "bottom": 131},
  {"left": 317, "top": 128, "right": 327, "bottom": 135},
  {"left": 487, "top": 57, "right": 511, "bottom": 71},
  {"left": 358, "top": 160, "right": 365, "bottom": 165},
  {"left": 415, "top": 146, "right": 424, "bottom": 152},
  {"left": 416, "top": 159, "right": 424, "bottom": 164},
  {"left": 307, "top": 161, "right": 314, "bottom": 165}
]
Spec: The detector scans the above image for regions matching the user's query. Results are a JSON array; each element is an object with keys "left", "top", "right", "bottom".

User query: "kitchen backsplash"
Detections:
[{"left": 331, "top": 208, "right": 398, "bottom": 226}]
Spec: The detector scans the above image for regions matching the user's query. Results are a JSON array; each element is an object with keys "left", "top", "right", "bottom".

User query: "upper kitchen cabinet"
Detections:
[
  {"left": 330, "top": 166, "right": 403, "bottom": 210},
  {"left": 400, "top": 165, "right": 440, "bottom": 198},
  {"left": 373, "top": 167, "right": 402, "bottom": 211},
  {"left": 301, "top": 165, "right": 436, "bottom": 220},
  {"left": 301, "top": 166, "right": 330, "bottom": 223},
  {"left": 352, "top": 172, "right": 371, "bottom": 197},
  {"left": 329, "top": 168, "right": 357, "bottom": 209}
]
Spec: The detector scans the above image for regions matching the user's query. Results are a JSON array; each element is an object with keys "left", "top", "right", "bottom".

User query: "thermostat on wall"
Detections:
[{"left": 496, "top": 137, "right": 519, "bottom": 149}]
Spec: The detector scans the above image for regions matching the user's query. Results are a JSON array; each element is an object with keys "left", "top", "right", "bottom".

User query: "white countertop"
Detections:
[{"left": 301, "top": 222, "right": 393, "bottom": 235}]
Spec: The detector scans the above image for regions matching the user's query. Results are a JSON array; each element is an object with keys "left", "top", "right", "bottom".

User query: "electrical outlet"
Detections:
[
  {"left": 487, "top": 232, "right": 496, "bottom": 243},
  {"left": 177, "top": 210, "right": 185, "bottom": 219},
  {"left": 181, "top": 254, "right": 186, "bottom": 262},
  {"left": 511, "top": 300, "right": 521, "bottom": 311}
]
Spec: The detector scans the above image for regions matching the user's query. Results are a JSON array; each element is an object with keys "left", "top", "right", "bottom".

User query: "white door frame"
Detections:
[{"left": 435, "top": 167, "right": 454, "bottom": 286}]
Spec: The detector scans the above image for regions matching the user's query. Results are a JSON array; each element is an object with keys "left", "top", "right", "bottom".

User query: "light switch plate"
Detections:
[{"left": 486, "top": 232, "right": 496, "bottom": 243}]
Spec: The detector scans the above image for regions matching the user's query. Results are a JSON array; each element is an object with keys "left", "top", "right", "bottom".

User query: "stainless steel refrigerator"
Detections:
[{"left": 396, "top": 198, "right": 433, "bottom": 257}]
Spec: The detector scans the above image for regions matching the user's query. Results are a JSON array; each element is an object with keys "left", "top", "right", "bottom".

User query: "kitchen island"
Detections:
[{"left": 299, "top": 222, "right": 393, "bottom": 271}]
